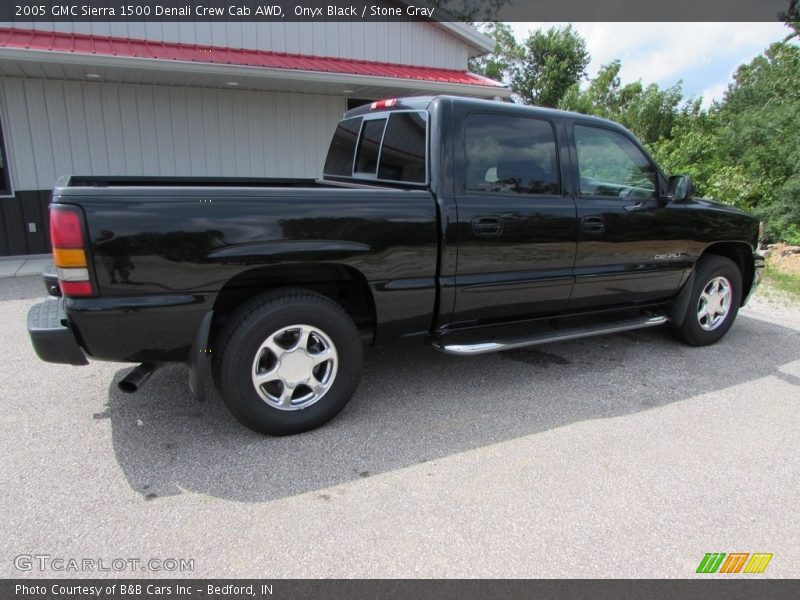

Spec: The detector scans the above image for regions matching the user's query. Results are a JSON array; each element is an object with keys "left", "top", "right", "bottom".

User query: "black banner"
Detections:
[
  {"left": 0, "top": 0, "right": 793, "bottom": 23},
  {"left": 3, "top": 579, "right": 800, "bottom": 600}
]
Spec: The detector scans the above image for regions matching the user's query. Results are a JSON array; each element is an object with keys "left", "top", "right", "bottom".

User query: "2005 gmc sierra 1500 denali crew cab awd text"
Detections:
[{"left": 27, "top": 96, "right": 764, "bottom": 435}]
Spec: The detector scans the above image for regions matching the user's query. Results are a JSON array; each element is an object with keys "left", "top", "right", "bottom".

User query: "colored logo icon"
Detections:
[{"left": 696, "top": 553, "right": 773, "bottom": 574}]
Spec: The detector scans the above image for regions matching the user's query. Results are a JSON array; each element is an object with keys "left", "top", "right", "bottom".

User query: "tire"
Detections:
[
  {"left": 672, "top": 255, "right": 742, "bottom": 346},
  {"left": 212, "top": 288, "right": 363, "bottom": 435}
]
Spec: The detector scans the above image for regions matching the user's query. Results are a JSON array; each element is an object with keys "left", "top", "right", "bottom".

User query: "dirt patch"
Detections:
[{"left": 765, "top": 243, "right": 800, "bottom": 276}]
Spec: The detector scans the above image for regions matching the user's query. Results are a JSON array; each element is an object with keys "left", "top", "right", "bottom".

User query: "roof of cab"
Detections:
[{"left": 342, "top": 95, "right": 631, "bottom": 134}]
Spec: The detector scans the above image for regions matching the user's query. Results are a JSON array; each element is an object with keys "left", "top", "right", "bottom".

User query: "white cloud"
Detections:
[
  {"left": 506, "top": 22, "right": 787, "bottom": 90},
  {"left": 699, "top": 82, "right": 729, "bottom": 109}
]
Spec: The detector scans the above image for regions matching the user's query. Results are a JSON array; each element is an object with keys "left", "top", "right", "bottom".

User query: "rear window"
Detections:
[
  {"left": 323, "top": 117, "right": 362, "bottom": 177},
  {"left": 378, "top": 113, "right": 427, "bottom": 183},
  {"left": 323, "top": 111, "right": 427, "bottom": 184},
  {"left": 354, "top": 119, "right": 387, "bottom": 175}
]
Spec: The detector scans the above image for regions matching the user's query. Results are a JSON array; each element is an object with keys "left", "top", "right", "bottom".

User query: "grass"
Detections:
[{"left": 764, "top": 265, "right": 800, "bottom": 300}]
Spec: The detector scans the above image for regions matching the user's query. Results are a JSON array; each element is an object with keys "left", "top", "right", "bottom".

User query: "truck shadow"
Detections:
[{"left": 105, "top": 314, "right": 800, "bottom": 503}]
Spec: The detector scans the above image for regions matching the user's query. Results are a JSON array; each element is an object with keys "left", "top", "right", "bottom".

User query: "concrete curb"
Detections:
[{"left": 0, "top": 254, "right": 52, "bottom": 279}]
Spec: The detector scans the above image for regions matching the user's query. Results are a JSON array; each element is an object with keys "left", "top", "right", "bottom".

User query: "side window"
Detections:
[
  {"left": 465, "top": 113, "right": 560, "bottom": 195},
  {"left": 574, "top": 125, "right": 656, "bottom": 199},
  {"left": 323, "top": 117, "right": 362, "bottom": 177},
  {"left": 378, "top": 113, "right": 426, "bottom": 183},
  {"left": 354, "top": 118, "right": 387, "bottom": 175}
]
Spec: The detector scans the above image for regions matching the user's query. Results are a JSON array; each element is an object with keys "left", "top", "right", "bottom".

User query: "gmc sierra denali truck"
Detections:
[{"left": 27, "top": 96, "right": 764, "bottom": 435}]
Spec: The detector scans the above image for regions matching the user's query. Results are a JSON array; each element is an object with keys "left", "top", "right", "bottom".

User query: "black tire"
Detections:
[
  {"left": 212, "top": 288, "right": 363, "bottom": 435},
  {"left": 672, "top": 255, "right": 742, "bottom": 346}
]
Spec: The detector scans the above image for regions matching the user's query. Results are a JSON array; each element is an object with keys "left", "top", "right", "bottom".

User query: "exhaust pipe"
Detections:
[{"left": 118, "top": 363, "right": 158, "bottom": 394}]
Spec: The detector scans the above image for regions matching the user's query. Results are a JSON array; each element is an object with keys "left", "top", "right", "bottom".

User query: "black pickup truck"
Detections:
[{"left": 28, "top": 96, "right": 764, "bottom": 435}]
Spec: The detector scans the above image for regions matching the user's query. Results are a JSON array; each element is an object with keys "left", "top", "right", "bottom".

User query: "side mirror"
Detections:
[{"left": 667, "top": 175, "right": 693, "bottom": 202}]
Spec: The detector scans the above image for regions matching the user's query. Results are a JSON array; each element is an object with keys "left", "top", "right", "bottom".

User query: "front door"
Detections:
[
  {"left": 451, "top": 111, "right": 577, "bottom": 326},
  {"left": 570, "top": 122, "right": 691, "bottom": 310}
]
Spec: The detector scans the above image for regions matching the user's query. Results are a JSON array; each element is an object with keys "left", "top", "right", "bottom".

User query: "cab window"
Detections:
[
  {"left": 465, "top": 113, "right": 560, "bottom": 195},
  {"left": 574, "top": 125, "right": 657, "bottom": 199}
]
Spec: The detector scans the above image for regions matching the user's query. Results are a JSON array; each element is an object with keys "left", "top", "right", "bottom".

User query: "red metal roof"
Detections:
[{"left": 0, "top": 27, "right": 503, "bottom": 88}]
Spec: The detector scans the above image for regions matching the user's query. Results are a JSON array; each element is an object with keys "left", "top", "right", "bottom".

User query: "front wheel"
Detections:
[
  {"left": 672, "top": 255, "right": 742, "bottom": 346},
  {"left": 213, "top": 289, "right": 363, "bottom": 435}
]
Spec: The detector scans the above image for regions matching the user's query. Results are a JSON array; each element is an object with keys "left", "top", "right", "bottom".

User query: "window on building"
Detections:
[
  {"left": 465, "top": 113, "right": 560, "bottom": 195},
  {"left": 377, "top": 112, "right": 426, "bottom": 183},
  {"left": 574, "top": 125, "right": 656, "bottom": 199}
]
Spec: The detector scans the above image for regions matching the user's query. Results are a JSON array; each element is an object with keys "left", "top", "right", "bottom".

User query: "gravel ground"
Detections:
[{"left": 1, "top": 275, "right": 798, "bottom": 578}]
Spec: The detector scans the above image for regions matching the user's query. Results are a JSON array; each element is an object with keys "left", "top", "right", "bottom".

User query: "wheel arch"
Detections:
[
  {"left": 698, "top": 241, "right": 754, "bottom": 306},
  {"left": 210, "top": 263, "right": 376, "bottom": 344}
]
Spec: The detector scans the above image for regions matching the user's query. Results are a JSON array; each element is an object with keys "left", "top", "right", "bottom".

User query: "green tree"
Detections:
[
  {"left": 560, "top": 60, "right": 684, "bottom": 146},
  {"left": 470, "top": 24, "right": 589, "bottom": 108},
  {"left": 514, "top": 25, "right": 589, "bottom": 107},
  {"left": 468, "top": 22, "right": 523, "bottom": 83},
  {"left": 649, "top": 102, "right": 721, "bottom": 196},
  {"left": 715, "top": 41, "right": 800, "bottom": 240}
]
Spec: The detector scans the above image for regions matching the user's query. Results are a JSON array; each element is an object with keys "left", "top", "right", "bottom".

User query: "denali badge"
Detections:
[{"left": 654, "top": 252, "right": 686, "bottom": 260}]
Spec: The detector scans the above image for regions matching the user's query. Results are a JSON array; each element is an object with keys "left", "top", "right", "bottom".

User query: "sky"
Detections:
[{"left": 507, "top": 22, "right": 790, "bottom": 107}]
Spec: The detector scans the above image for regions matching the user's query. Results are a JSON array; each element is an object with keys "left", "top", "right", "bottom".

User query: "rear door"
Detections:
[
  {"left": 569, "top": 122, "right": 691, "bottom": 309},
  {"left": 450, "top": 110, "right": 577, "bottom": 326}
]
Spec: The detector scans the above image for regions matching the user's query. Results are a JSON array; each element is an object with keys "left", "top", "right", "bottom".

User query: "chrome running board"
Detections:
[{"left": 431, "top": 315, "right": 668, "bottom": 356}]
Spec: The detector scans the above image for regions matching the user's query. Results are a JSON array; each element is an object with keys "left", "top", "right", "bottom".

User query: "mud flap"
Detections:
[
  {"left": 188, "top": 311, "right": 213, "bottom": 402},
  {"left": 666, "top": 271, "right": 695, "bottom": 327}
]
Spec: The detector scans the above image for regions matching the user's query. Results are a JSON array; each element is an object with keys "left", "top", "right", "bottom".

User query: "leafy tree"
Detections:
[
  {"left": 715, "top": 41, "right": 800, "bottom": 240},
  {"left": 468, "top": 22, "right": 523, "bottom": 83},
  {"left": 514, "top": 25, "right": 590, "bottom": 107},
  {"left": 649, "top": 101, "right": 721, "bottom": 196},
  {"left": 470, "top": 24, "right": 589, "bottom": 107},
  {"left": 560, "top": 60, "right": 683, "bottom": 146}
]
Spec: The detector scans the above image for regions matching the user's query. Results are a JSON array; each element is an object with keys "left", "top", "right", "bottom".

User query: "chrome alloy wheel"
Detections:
[
  {"left": 697, "top": 276, "right": 732, "bottom": 331},
  {"left": 251, "top": 324, "right": 338, "bottom": 411}
]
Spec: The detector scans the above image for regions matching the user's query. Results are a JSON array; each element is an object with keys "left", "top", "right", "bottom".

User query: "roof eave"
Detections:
[
  {"left": 0, "top": 47, "right": 511, "bottom": 97},
  {"left": 434, "top": 22, "right": 496, "bottom": 57}
]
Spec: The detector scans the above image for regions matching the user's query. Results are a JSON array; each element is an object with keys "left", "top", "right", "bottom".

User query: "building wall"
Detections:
[
  {"left": 0, "top": 77, "right": 346, "bottom": 191},
  {"left": 0, "top": 77, "right": 347, "bottom": 255},
  {"left": 0, "top": 19, "right": 469, "bottom": 70}
]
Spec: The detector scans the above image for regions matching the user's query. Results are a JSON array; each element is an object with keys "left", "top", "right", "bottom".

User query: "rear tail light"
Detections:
[{"left": 50, "top": 204, "right": 94, "bottom": 297}]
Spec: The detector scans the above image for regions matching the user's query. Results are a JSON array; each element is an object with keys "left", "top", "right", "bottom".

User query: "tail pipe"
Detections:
[{"left": 118, "top": 362, "right": 158, "bottom": 394}]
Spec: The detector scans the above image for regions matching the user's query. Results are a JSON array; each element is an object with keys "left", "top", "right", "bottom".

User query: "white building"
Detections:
[{"left": 0, "top": 15, "right": 506, "bottom": 256}]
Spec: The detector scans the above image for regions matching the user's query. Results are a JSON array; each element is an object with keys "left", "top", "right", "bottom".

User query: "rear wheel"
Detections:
[
  {"left": 213, "top": 288, "right": 363, "bottom": 435},
  {"left": 672, "top": 255, "right": 742, "bottom": 346}
]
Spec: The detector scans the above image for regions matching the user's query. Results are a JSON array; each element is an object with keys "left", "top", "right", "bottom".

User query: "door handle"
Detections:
[
  {"left": 581, "top": 215, "right": 605, "bottom": 233},
  {"left": 472, "top": 217, "right": 503, "bottom": 236}
]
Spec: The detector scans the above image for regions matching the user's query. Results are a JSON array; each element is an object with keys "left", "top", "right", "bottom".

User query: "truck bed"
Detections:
[{"left": 52, "top": 180, "right": 439, "bottom": 362}]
